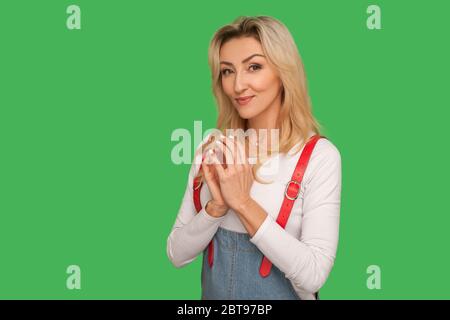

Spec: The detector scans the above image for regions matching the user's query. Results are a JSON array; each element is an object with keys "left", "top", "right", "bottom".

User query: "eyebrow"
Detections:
[{"left": 220, "top": 53, "right": 266, "bottom": 66}]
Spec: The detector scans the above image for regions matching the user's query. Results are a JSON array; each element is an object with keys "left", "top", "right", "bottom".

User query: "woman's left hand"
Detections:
[{"left": 209, "top": 135, "right": 255, "bottom": 212}]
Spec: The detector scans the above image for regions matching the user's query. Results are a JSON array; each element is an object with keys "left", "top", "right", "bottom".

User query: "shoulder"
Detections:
[
  {"left": 311, "top": 137, "right": 341, "bottom": 163},
  {"left": 303, "top": 137, "right": 342, "bottom": 184},
  {"left": 289, "top": 133, "right": 340, "bottom": 161}
]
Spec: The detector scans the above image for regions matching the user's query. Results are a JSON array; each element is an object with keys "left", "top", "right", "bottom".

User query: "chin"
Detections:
[
  {"left": 234, "top": 103, "right": 260, "bottom": 119},
  {"left": 236, "top": 109, "right": 258, "bottom": 119}
]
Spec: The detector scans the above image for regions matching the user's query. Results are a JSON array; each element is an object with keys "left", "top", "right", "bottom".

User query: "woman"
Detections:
[{"left": 167, "top": 16, "right": 342, "bottom": 300}]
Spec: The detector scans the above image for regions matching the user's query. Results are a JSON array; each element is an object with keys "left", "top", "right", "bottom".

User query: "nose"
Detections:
[{"left": 233, "top": 69, "right": 248, "bottom": 93}]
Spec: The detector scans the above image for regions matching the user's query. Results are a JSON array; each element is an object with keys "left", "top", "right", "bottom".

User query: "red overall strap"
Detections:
[
  {"left": 259, "top": 134, "right": 324, "bottom": 277},
  {"left": 193, "top": 164, "right": 214, "bottom": 268}
]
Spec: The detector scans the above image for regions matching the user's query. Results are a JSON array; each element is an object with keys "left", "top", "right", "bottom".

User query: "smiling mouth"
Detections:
[{"left": 235, "top": 96, "right": 255, "bottom": 105}]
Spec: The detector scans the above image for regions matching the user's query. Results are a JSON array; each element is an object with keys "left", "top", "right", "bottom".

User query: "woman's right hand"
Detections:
[{"left": 202, "top": 149, "right": 229, "bottom": 217}]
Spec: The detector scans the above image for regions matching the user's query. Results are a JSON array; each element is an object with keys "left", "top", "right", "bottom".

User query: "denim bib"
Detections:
[{"left": 201, "top": 227, "right": 301, "bottom": 300}]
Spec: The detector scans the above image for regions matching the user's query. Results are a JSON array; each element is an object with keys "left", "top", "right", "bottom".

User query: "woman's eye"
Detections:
[
  {"left": 221, "top": 69, "right": 232, "bottom": 76},
  {"left": 221, "top": 64, "right": 261, "bottom": 76},
  {"left": 249, "top": 64, "right": 262, "bottom": 71}
]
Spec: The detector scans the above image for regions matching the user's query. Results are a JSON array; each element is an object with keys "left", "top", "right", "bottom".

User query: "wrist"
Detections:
[
  {"left": 205, "top": 200, "right": 228, "bottom": 218},
  {"left": 235, "top": 196, "right": 254, "bottom": 216}
]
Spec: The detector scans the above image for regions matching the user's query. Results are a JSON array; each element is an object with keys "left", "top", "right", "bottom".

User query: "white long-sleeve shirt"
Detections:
[{"left": 167, "top": 131, "right": 342, "bottom": 300}]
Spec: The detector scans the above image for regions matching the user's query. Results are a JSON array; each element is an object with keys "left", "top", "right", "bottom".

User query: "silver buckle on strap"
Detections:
[{"left": 284, "top": 180, "right": 301, "bottom": 201}]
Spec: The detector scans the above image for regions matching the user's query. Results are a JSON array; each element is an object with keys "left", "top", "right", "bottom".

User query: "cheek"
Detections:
[
  {"left": 252, "top": 71, "right": 280, "bottom": 93},
  {"left": 222, "top": 78, "right": 234, "bottom": 96}
]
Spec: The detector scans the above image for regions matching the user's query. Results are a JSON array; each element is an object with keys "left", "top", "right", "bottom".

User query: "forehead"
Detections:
[{"left": 219, "top": 37, "right": 263, "bottom": 61}]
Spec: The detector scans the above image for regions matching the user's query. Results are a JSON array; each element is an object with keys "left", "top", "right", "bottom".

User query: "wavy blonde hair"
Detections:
[{"left": 196, "top": 15, "right": 322, "bottom": 184}]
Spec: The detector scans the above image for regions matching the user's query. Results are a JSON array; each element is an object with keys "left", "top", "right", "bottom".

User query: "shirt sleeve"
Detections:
[
  {"left": 166, "top": 133, "right": 226, "bottom": 268},
  {"left": 249, "top": 140, "right": 342, "bottom": 296}
]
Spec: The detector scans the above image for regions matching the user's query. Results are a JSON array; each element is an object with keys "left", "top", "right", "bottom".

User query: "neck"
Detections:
[{"left": 247, "top": 101, "right": 280, "bottom": 132}]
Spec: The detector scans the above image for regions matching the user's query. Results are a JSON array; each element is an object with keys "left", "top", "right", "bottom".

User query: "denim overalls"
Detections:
[{"left": 201, "top": 227, "right": 301, "bottom": 300}]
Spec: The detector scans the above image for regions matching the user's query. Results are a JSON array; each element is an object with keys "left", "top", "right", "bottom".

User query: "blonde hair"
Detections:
[{"left": 196, "top": 15, "right": 322, "bottom": 184}]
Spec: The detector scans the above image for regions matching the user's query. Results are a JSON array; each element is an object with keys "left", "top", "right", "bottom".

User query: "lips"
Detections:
[{"left": 235, "top": 95, "right": 255, "bottom": 106}]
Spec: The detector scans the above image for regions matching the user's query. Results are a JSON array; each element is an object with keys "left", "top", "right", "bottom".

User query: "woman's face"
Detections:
[{"left": 219, "top": 37, "right": 283, "bottom": 120}]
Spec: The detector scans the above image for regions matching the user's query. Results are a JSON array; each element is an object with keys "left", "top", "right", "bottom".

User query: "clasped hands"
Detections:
[{"left": 201, "top": 135, "right": 255, "bottom": 217}]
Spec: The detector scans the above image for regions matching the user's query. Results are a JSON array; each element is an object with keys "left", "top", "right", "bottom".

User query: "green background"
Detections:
[{"left": 1, "top": 0, "right": 449, "bottom": 299}]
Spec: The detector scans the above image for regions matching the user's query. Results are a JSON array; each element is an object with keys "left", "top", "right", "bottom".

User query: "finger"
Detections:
[
  {"left": 202, "top": 161, "right": 212, "bottom": 177},
  {"left": 228, "top": 135, "right": 241, "bottom": 165},
  {"left": 245, "top": 136, "right": 258, "bottom": 166},
  {"left": 234, "top": 135, "right": 247, "bottom": 165},
  {"left": 222, "top": 137, "right": 237, "bottom": 165},
  {"left": 202, "top": 160, "right": 217, "bottom": 182},
  {"left": 203, "top": 149, "right": 215, "bottom": 165},
  {"left": 204, "top": 159, "right": 219, "bottom": 181},
  {"left": 200, "top": 135, "right": 214, "bottom": 158},
  {"left": 210, "top": 152, "right": 226, "bottom": 178},
  {"left": 214, "top": 137, "right": 233, "bottom": 167},
  {"left": 203, "top": 164, "right": 222, "bottom": 197}
]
